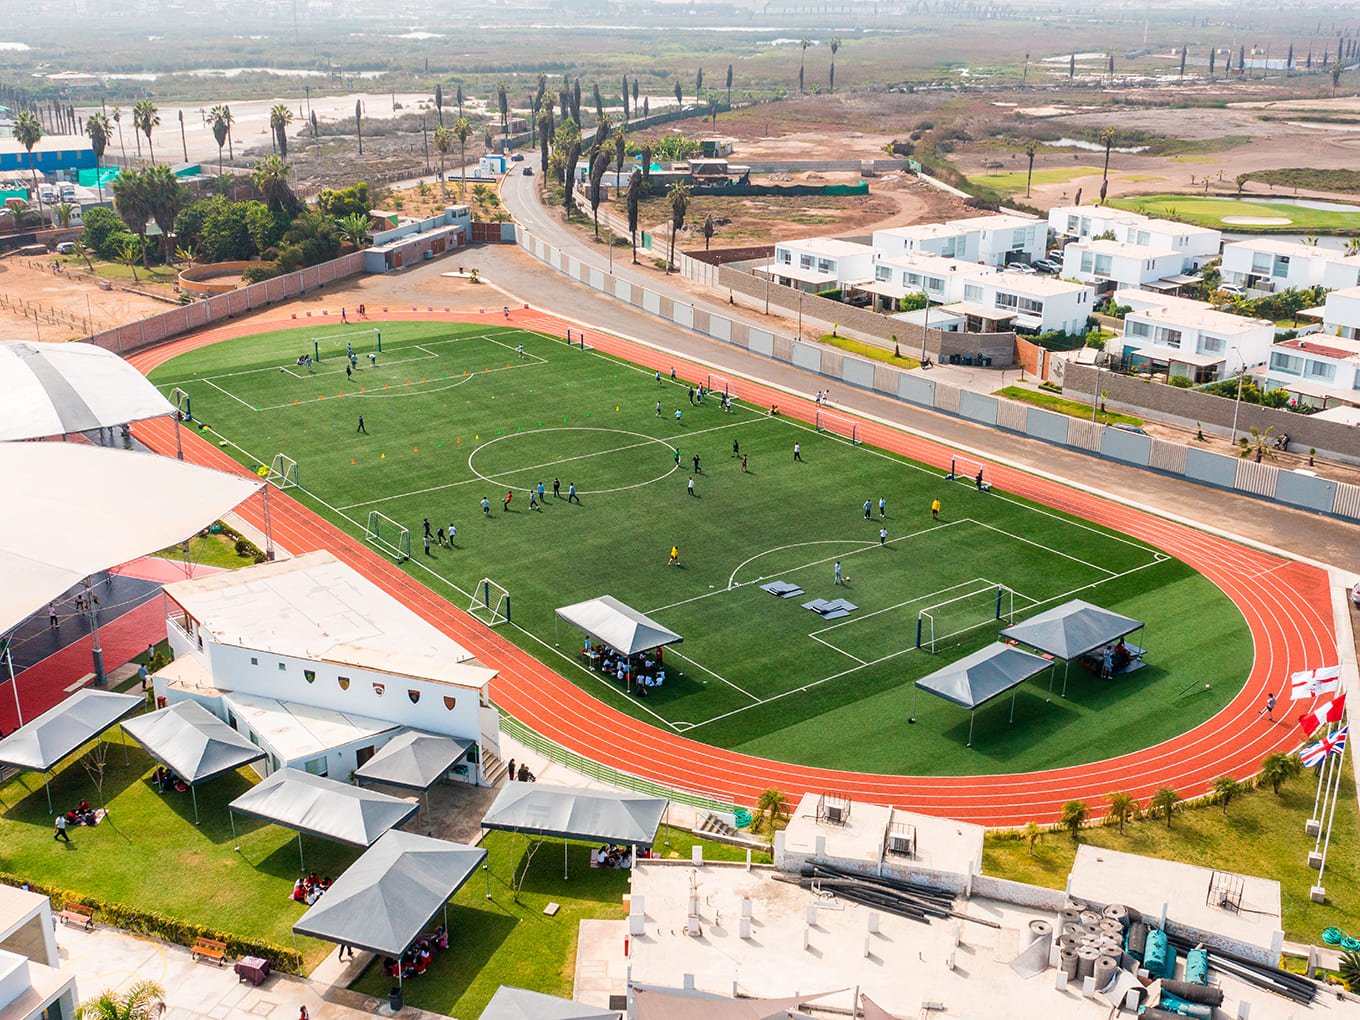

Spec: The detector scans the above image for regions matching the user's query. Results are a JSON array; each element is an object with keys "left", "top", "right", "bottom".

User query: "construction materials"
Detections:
[
  {"left": 1161, "top": 979, "right": 1224, "bottom": 1006},
  {"left": 1143, "top": 928, "right": 1176, "bottom": 979},
  {"left": 1103, "top": 903, "right": 1129, "bottom": 927},
  {"left": 1127, "top": 920, "right": 1149, "bottom": 956},
  {"left": 1163, "top": 931, "right": 1318, "bottom": 1006},
  {"left": 1185, "top": 948, "right": 1209, "bottom": 985},
  {"left": 1060, "top": 949, "right": 1079, "bottom": 980},
  {"left": 1094, "top": 954, "right": 1119, "bottom": 990}
]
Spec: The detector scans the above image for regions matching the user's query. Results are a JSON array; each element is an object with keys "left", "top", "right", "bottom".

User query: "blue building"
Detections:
[{"left": 0, "top": 136, "right": 96, "bottom": 175}]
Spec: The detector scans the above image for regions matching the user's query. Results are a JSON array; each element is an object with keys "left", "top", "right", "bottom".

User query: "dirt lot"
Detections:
[{"left": 0, "top": 259, "right": 173, "bottom": 342}]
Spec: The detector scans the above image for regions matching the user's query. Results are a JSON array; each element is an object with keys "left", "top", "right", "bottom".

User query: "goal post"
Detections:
[
  {"left": 170, "top": 387, "right": 192, "bottom": 422},
  {"left": 946, "top": 456, "right": 992, "bottom": 491},
  {"left": 267, "top": 453, "right": 300, "bottom": 489},
  {"left": 916, "top": 583, "right": 1015, "bottom": 654},
  {"left": 705, "top": 373, "right": 734, "bottom": 398},
  {"left": 815, "top": 409, "right": 861, "bottom": 445},
  {"left": 469, "top": 578, "right": 511, "bottom": 627},
  {"left": 365, "top": 511, "right": 411, "bottom": 562},
  {"left": 313, "top": 327, "right": 382, "bottom": 362}
]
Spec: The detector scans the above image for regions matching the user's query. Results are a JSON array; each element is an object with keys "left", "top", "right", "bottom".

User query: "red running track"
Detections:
[{"left": 126, "top": 308, "right": 1337, "bottom": 826}]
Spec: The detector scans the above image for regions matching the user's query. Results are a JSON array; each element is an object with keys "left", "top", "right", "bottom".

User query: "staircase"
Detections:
[
  {"left": 696, "top": 812, "right": 739, "bottom": 838},
  {"left": 481, "top": 749, "right": 510, "bottom": 785}
]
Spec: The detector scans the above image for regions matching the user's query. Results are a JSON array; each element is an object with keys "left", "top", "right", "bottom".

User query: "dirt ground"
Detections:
[{"left": 0, "top": 259, "right": 174, "bottom": 342}]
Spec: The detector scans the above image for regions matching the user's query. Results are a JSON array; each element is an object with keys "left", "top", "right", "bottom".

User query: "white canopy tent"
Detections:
[
  {"left": 0, "top": 443, "right": 262, "bottom": 705},
  {"left": 0, "top": 340, "right": 175, "bottom": 442},
  {"left": 481, "top": 986, "right": 619, "bottom": 1020},
  {"left": 554, "top": 596, "right": 683, "bottom": 657}
]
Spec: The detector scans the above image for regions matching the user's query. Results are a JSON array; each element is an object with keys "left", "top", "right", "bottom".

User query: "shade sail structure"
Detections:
[
  {"left": 354, "top": 729, "right": 471, "bottom": 792},
  {"left": 121, "top": 700, "right": 265, "bottom": 785},
  {"left": 554, "top": 596, "right": 682, "bottom": 657},
  {"left": 911, "top": 643, "right": 1053, "bottom": 746},
  {"left": 481, "top": 783, "right": 667, "bottom": 845},
  {"left": 0, "top": 443, "right": 262, "bottom": 635},
  {"left": 631, "top": 986, "right": 824, "bottom": 1020},
  {"left": 481, "top": 986, "right": 619, "bottom": 1020},
  {"left": 292, "top": 830, "right": 485, "bottom": 957},
  {"left": 999, "top": 599, "right": 1144, "bottom": 660},
  {"left": 228, "top": 768, "right": 417, "bottom": 847},
  {"left": 0, "top": 340, "right": 174, "bottom": 441},
  {"left": 0, "top": 689, "right": 141, "bottom": 772}
]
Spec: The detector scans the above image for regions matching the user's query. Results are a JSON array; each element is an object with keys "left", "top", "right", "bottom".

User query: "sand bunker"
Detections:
[{"left": 1221, "top": 216, "right": 1292, "bottom": 225}]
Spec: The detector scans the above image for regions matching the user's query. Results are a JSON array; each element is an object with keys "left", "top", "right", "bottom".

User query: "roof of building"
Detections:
[
  {"left": 1073, "top": 238, "right": 1180, "bottom": 259},
  {"left": 776, "top": 237, "right": 874, "bottom": 258},
  {"left": 987, "top": 271, "right": 1091, "bottom": 296},
  {"left": 1223, "top": 237, "right": 1330, "bottom": 259},
  {"left": 223, "top": 691, "right": 399, "bottom": 764},
  {"left": 1131, "top": 217, "right": 1222, "bottom": 238},
  {"left": 0, "top": 135, "right": 93, "bottom": 156},
  {"left": 1048, "top": 204, "right": 1144, "bottom": 222},
  {"left": 875, "top": 253, "right": 994, "bottom": 277},
  {"left": 164, "top": 551, "right": 495, "bottom": 690},
  {"left": 945, "top": 213, "right": 1042, "bottom": 232},
  {"left": 873, "top": 222, "right": 974, "bottom": 242},
  {"left": 755, "top": 263, "right": 838, "bottom": 285},
  {"left": 1274, "top": 334, "right": 1360, "bottom": 361},
  {"left": 1127, "top": 296, "right": 1273, "bottom": 334}
]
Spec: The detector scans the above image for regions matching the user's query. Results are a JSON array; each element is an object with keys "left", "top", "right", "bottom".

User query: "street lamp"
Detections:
[
  {"left": 797, "top": 290, "right": 804, "bottom": 340},
  {"left": 920, "top": 290, "right": 931, "bottom": 364},
  {"left": 1091, "top": 351, "right": 1102, "bottom": 423},
  {"left": 1229, "top": 346, "right": 1246, "bottom": 446}
]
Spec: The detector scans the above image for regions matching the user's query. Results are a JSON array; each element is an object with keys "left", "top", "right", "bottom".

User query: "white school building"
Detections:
[{"left": 153, "top": 551, "right": 501, "bottom": 785}]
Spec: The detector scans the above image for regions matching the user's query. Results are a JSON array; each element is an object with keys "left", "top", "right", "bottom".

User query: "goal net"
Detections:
[
  {"left": 815, "top": 410, "right": 861, "bottom": 445},
  {"left": 469, "top": 578, "right": 511, "bottom": 627},
  {"left": 314, "top": 327, "right": 382, "bottom": 362},
  {"left": 170, "top": 387, "right": 192, "bottom": 422},
  {"left": 945, "top": 456, "right": 991, "bottom": 491},
  {"left": 365, "top": 511, "right": 411, "bottom": 562},
  {"left": 916, "top": 583, "right": 1015, "bottom": 654},
  {"left": 267, "top": 454, "right": 300, "bottom": 489},
  {"left": 706, "top": 373, "right": 735, "bottom": 399}
]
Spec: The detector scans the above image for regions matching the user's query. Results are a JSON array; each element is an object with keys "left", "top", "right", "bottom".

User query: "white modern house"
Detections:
[
  {"left": 757, "top": 238, "right": 876, "bottom": 292},
  {"left": 958, "top": 271, "right": 1094, "bottom": 335},
  {"left": 1115, "top": 218, "right": 1221, "bottom": 271},
  {"left": 1112, "top": 289, "right": 1274, "bottom": 383},
  {"left": 1322, "top": 253, "right": 1360, "bottom": 292},
  {"left": 858, "top": 253, "right": 994, "bottom": 310},
  {"left": 1266, "top": 333, "right": 1360, "bottom": 409},
  {"left": 0, "top": 886, "right": 78, "bottom": 1020},
  {"left": 949, "top": 213, "right": 1047, "bottom": 267},
  {"left": 153, "top": 551, "right": 501, "bottom": 785},
  {"left": 1219, "top": 239, "right": 1336, "bottom": 293},
  {"left": 1048, "top": 204, "right": 1145, "bottom": 241},
  {"left": 1320, "top": 284, "right": 1360, "bottom": 340},
  {"left": 1062, "top": 239, "right": 1186, "bottom": 291},
  {"left": 870, "top": 222, "right": 981, "bottom": 262}
]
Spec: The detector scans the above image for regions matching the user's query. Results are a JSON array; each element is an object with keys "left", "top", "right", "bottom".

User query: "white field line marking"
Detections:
[
  {"left": 202, "top": 377, "right": 257, "bottom": 410},
  {"left": 967, "top": 518, "right": 1119, "bottom": 577},
  {"left": 663, "top": 648, "right": 761, "bottom": 702}
]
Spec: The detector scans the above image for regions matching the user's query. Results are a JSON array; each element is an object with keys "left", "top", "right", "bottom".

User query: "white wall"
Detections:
[
  {"left": 976, "top": 223, "right": 1045, "bottom": 267},
  {"left": 1323, "top": 289, "right": 1360, "bottom": 340},
  {"left": 1063, "top": 243, "right": 1183, "bottom": 288},
  {"left": 1322, "top": 259, "right": 1360, "bottom": 292},
  {"left": 1220, "top": 243, "right": 1332, "bottom": 291}
]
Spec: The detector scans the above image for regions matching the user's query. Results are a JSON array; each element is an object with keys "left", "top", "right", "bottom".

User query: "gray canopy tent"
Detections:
[
  {"left": 0, "top": 689, "right": 141, "bottom": 812},
  {"left": 228, "top": 768, "right": 418, "bottom": 868},
  {"left": 292, "top": 829, "right": 485, "bottom": 984},
  {"left": 909, "top": 642, "right": 1054, "bottom": 746},
  {"left": 481, "top": 986, "right": 619, "bottom": 1020},
  {"left": 555, "top": 596, "right": 683, "bottom": 656},
  {"left": 999, "top": 599, "right": 1145, "bottom": 697},
  {"left": 121, "top": 700, "right": 266, "bottom": 824},
  {"left": 480, "top": 782, "right": 668, "bottom": 878},
  {"left": 354, "top": 729, "right": 473, "bottom": 825}
]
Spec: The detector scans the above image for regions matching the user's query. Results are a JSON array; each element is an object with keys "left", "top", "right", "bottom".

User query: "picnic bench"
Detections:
[
  {"left": 58, "top": 903, "right": 95, "bottom": 930},
  {"left": 192, "top": 937, "right": 229, "bottom": 965}
]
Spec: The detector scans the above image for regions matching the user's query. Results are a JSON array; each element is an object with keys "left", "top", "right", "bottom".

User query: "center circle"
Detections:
[{"left": 466, "top": 427, "right": 680, "bottom": 494}]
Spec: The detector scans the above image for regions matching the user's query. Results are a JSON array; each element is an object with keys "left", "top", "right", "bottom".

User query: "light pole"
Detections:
[
  {"left": 1091, "top": 352, "right": 1102, "bottom": 423},
  {"left": 920, "top": 291, "right": 931, "bottom": 364},
  {"left": 1229, "top": 346, "right": 1246, "bottom": 446},
  {"left": 764, "top": 271, "right": 771, "bottom": 315},
  {"left": 797, "top": 290, "right": 804, "bottom": 340}
]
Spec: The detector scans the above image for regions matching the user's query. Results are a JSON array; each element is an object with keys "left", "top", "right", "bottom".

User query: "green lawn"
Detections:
[
  {"left": 0, "top": 730, "right": 356, "bottom": 970},
  {"left": 817, "top": 333, "right": 921, "bottom": 369},
  {"left": 1109, "top": 194, "right": 1360, "bottom": 232},
  {"left": 151, "top": 533, "right": 259, "bottom": 570},
  {"left": 58, "top": 256, "right": 180, "bottom": 287},
  {"left": 983, "top": 780, "right": 1360, "bottom": 941},
  {"left": 994, "top": 386, "right": 1145, "bottom": 427},
  {"left": 966, "top": 165, "right": 1101, "bottom": 196},
  {"left": 148, "top": 321, "right": 1248, "bottom": 778}
]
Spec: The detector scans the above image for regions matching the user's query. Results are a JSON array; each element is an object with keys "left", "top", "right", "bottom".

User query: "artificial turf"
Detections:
[
  {"left": 1109, "top": 193, "right": 1360, "bottom": 232},
  {"left": 149, "top": 321, "right": 1252, "bottom": 776}
]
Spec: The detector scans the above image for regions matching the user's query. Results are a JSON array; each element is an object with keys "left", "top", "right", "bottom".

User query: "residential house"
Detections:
[
  {"left": 1321, "top": 284, "right": 1360, "bottom": 340},
  {"left": 757, "top": 238, "right": 876, "bottom": 292},
  {"left": 1062, "top": 239, "right": 1186, "bottom": 292},
  {"left": 0, "top": 886, "right": 79, "bottom": 1020},
  {"left": 855, "top": 253, "right": 993, "bottom": 311},
  {"left": 153, "top": 550, "right": 501, "bottom": 785},
  {"left": 957, "top": 272, "right": 1094, "bottom": 336},
  {"left": 1322, "top": 253, "right": 1360, "bottom": 292},
  {"left": 1047, "top": 204, "right": 1145, "bottom": 242},
  {"left": 1266, "top": 333, "right": 1360, "bottom": 409},
  {"left": 871, "top": 222, "right": 981, "bottom": 262},
  {"left": 947, "top": 213, "right": 1047, "bottom": 267},
  {"left": 1113, "top": 289, "right": 1274, "bottom": 382},
  {"left": 1115, "top": 218, "right": 1222, "bottom": 271},
  {"left": 1219, "top": 239, "right": 1335, "bottom": 293}
]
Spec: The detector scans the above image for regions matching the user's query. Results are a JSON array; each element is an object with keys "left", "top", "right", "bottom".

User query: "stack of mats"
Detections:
[
  {"left": 1055, "top": 899, "right": 1128, "bottom": 991},
  {"left": 760, "top": 580, "right": 804, "bottom": 599},
  {"left": 801, "top": 597, "right": 858, "bottom": 620}
]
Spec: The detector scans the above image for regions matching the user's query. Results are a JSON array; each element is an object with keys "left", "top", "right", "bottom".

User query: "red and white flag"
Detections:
[
  {"left": 1289, "top": 665, "right": 1341, "bottom": 701},
  {"left": 1298, "top": 694, "right": 1346, "bottom": 738}
]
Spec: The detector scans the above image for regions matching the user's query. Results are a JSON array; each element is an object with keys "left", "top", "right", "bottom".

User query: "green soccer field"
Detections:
[{"left": 149, "top": 321, "right": 1252, "bottom": 776}]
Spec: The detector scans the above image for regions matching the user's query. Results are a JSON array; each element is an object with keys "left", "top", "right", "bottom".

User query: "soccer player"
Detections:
[
  {"left": 692, "top": 454, "right": 701, "bottom": 474},
  {"left": 687, "top": 388, "right": 695, "bottom": 405},
  {"left": 863, "top": 499, "right": 872, "bottom": 520},
  {"left": 357, "top": 415, "right": 368, "bottom": 434},
  {"left": 879, "top": 497, "right": 887, "bottom": 518},
  {"left": 436, "top": 527, "right": 446, "bottom": 547},
  {"left": 346, "top": 364, "right": 352, "bottom": 380},
  {"left": 529, "top": 489, "right": 540, "bottom": 511},
  {"left": 423, "top": 533, "right": 432, "bottom": 556},
  {"left": 732, "top": 438, "right": 739, "bottom": 458},
  {"left": 503, "top": 490, "right": 513, "bottom": 511},
  {"left": 975, "top": 469, "right": 985, "bottom": 492},
  {"left": 687, "top": 477, "right": 695, "bottom": 497},
  {"left": 517, "top": 343, "right": 525, "bottom": 358},
  {"left": 834, "top": 560, "right": 843, "bottom": 585},
  {"left": 655, "top": 370, "right": 661, "bottom": 385},
  {"left": 668, "top": 545, "right": 679, "bottom": 566},
  {"left": 341, "top": 307, "right": 348, "bottom": 323},
  {"left": 481, "top": 497, "right": 491, "bottom": 516},
  {"left": 423, "top": 519, "right": 432, "bottom": 539},
  {"left": 931, "top": 498, "right": 941, "bottom": 520},
  {"left": 347, "top": 341, "right": 353, "bottom": 359},
  {"left": 741, "top": 453, "right": 748, "bottom": 473},
  {"left": 553, "top": 477, "right": 561, "bottom": 498},
  {"left": 675, "top": 409, "right": 683, "bottom": 424},
  {"left": 368, "top": 352, "right": 377, "bottom": 367},
  {"left": 793, "top": 442, "right": 802, "bottom": 462},
  {"left": 879, "top": 527, "right": 888, "bottom": 547},
  {"left": 448, "top": 523, "right": 457, "bottom": 545},
  {"left": 656, "top": 401, "right": 662, "bottom": 417},
  {"left": 503, "top": 306, "right": 510, "bottom": 318},
  {"left": 673, "top": 448, "right": 680, "bottom": 466},
  {"left": 567, "top": 482, "right": 580, "bottom": 504},
  {"left": 537, "top": 481, "right": 546, "bottom": 504}
]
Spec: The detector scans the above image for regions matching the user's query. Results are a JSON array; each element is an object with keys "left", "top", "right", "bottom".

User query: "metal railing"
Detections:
[{"left": 499, "top": 714, "right": 739, "bottom": 814}]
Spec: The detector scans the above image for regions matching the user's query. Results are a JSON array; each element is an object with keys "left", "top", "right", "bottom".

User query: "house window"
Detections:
[
  {"left": 304, "top": 669, "right": 316, "bottom": 684},
  {"left": 1080, "top": 251, "right": 1093, "bottom": 274},
  {"left": 1199, "top": 336, "right": 1225, "bottom": 354},
  {"left": 799, "top": 255, "right": 814, "bottom": 270},
  {"left": 1251, "top": 252, "right": 1272, "bottom": 274},
  {"left": 778, "top": 250, "right": 791, "bottom": 264},
  {"left": 1272, "top": 255, "right": 1291, "bottom": 278},
  {"left": 303, "top": 757, "right": 328, "bottom": 777},
  {"left": 1154, "top": 327, "right": 1182, "bottom": 349},
  {"left": 875, "top": 265, "right": 890, "bottom": 282},
  {"left": 1018, "top": 297, "right": 1043, "bottom": 315},
  {"left": 250, "top": 657, "right": 258, "bottom": 666},
  {"left": 1126, "top": 320, "right": 1151, "bottom": 338},
  {"left": 924, "top": 276, "right": 944, "bottom": 293},
  {"left": 817, "top": 258, "right": 834, "bottom": 273},
  {"left": 408, "top": 690, "right": 421, "bottom": 704},
  {"left": 277, "top": 662, "right": 286, "bottom": 671},
  {"left": 940, "top": 237, "right": 958, "bottom": 258},
  {"left": 1305, "top": 360, "right": 1336, "bottom": 381},
  {"left": 995, "top": 291, "right": 1019, "bottom": 310},
  {"left": 1269, "top": 352, "right": 1302, "bottom": 375},
  {"left": 963, "top": 284, "right": 983, "bottom": 302}
]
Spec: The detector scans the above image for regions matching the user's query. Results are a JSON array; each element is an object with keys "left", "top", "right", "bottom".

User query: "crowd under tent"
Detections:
[
  {"left": 0, "top": 689, "right": 141, "bottom": 812},
  {"left": 0, "top": 340, "right": 174, "bottom": 442},
  {"left": 554, "top": 596, "right": 683, "bottom": 658},
  {"left": 999, "top": 599, "right": 1145, "bottom": 696},
  {"left": 481, "top": 986, "right": 620, "bottom": 1020},
  {"left": 909, "top": 642, "right": 1054, "bottom": 746},
  {"left": 354, "top": 729, "right": 474, "bottom": 823},
  {"left": 480, "top": 782, "right": 668, "bottom": 877},
  {"left": 292, "top": 829, "right": 485, "bottom": 980},
  {"left": 120, "top": 700, "right": 266, "bottom": 824},
  {"left": 227, "top": 768, "right": 418, "bottom": 867}
]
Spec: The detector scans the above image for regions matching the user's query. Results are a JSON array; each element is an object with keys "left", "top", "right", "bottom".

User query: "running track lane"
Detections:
[{"left": 125, "top": 309, "right": 1336, "bottom": 826}]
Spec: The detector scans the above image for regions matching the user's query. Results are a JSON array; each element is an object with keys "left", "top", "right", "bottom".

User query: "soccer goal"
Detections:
[
  {"left": 815, "top": 409, "right": 861, "bottom": 445},
  {"left": 945, "top": 456, "right": 992, "bottom": 491},
  {"left": 266, "top": 453, "right": 300, "bottom": 490},
  {"left": 170, "top": 387, "right": 192, "bottom": 422},
  {"left": 916, "top": 583, "right": 1015, "bottom": 653},
  {"left": 706, "top": 373, "right": 735, "bottom": 399},
  {"left": 313, "top": 327, "right": 382, "bottom": 362},
  {"left": 365, "top": 511, "right": 411, "bottom": 562},
  {"left": 469, "top": 578, "right": 511, "bottom": 627}
]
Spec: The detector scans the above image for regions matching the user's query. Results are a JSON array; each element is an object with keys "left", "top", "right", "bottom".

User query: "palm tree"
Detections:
[
  {"left": 702, "top": 213, "right": 715, "bottom": 250},
  {"left": 1151, "top": 786, "right": 1177, "bottom": 828},
  {"left": 537, "top": 96, "right": 554, "bottom": 173},
  {"left": 1259, "top": 752, "right": 1301, "bottom": 795},
  {"left": 111, "top": 105, "right": 127, "bottom": 162},
  {"left": 85, "top": 112, "right": 111, "bottom": 202},
  {"left": 12, "top": 111, "right": 45, "bottom": 222},
  {"left": 269, "top": 104, "right": 294, "bottom": 158},
  {"left": 666, "top": 180, "right": 690, "bottom": 273},
  {"left": 696, "top": 67, "right": 704, "bottom": 100},
  {"left": 53, "top": 202, "right": 75, "bottom": 227},
  {"left": 726, "top": 64, "right": 734, "bottom": 105},
  {"left": 133, "top": 99, "right": 159, "bottom": 164},
  {"left": 756, "top": 788, "right": 785, "bottom": 833},
  {"left": 209, "top": 106, "right": 231, "bottom": 174},
  {"left": 1106, "top": 791, "right": 1137, "bottom": 834},
  {"left": 355, "top": 99, "right": 363, "bottom": 155},
  {"left": 829, "top": 37, "right": 841, "bottom": 92},
  {"left": 1023, "top": 821, "right": 1041, "bottom": 857},
  {"left": 625, "top": 170, "right": 641, "bottom": 264},
  {"left": 1060, "top": 800, "right": 1087, "bottom": 841},
  {"left": 588, "top": 149, "right": 610, "bottom": 239},
  {"left": 1332, "top": 65, "right": 1343, "bottom": 94},
  {"left": 336, "top": 212, "right": 371, "bottom": 249},
  {"left": 1023, "top": 140, "right": 1037, "bottom": 198},
  {"left": 221, "top": 104, "right": 235, "bottom": 160},
  {"left": 116, "top": 235, "right": 143, "bottom": 282},
  {"left": 250, "top": 154, "right": 296, "bottom": 215},
  {"left": 73, "top": 240, "right": 95, "bottom": 272},
  {"left": 674, "top": 80, "right": 683, "bottom": 108},
  {"left": 613, "top": 132, "right": 626, "bottom": 179},
  {"left": 496, "top": 80, "right": 510, "bottom": 136},
  {"left": 452, "top": 116, "right": 474, "bottom": 199},
  {"left": 1212, "top": 775, "right": 1241, "bottom": 815},
  {"left": 76, "top": 980, "right": 165, "bottom": 1020},
  {"left": 799, "top": 37, "right": 811, "bottom": 93},
  {"left": 433, "top": 125, "right": 452, "bottom": 198},
  {"left": 1345, "top": 237, "right": 1360, "bottom": 257},
  {"left": 456, "top": 83, "right": 464, "bottom": 119},
  {"left": 1098, "top": 126, "right": 1116, "bottom": 204},
  {"left": 143, "top": 163, "right": 187, "bottom": 263},
  {"left": 112, "top": 168, "right": 153, "bottom": 268}
]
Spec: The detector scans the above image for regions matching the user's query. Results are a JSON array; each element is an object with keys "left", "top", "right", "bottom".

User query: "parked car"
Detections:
[
  {"left": 511, "top": 153, "right": 525, "bottom": 162},
  {"left": 55, "top": 241, "right": 76, "bottom": 255},
  {"left": 1032, "top": 259, "right": 1061, "bottom": 274},
  {"left": 1217, "top": 283, "right": 1245, "bottom": 296},
  {"left": 521, "top": 166, "right": 533, "bottom": 176},
  {"left": 1009, "top": 262, "right": 1038, "bottom": 274}
]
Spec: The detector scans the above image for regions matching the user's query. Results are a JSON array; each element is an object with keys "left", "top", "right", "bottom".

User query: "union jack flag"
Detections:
[{"left": 1301, "top": 726, "right": 1349, "bottom": 768}]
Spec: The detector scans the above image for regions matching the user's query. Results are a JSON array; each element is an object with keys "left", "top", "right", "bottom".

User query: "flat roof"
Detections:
[
  {"left": 1275, "top": 334, "right": 1360, "bottom": 361},
  {"left": 1049, "top": 204, "right": 1144, "bottom": 221},
  {"left": 1224, "top": 237, "right": 1329, "bottom": 258},
  {"left": 873, "top": 222, "right": 974, "bottom": 241},
  {"left": 1268, "top": 377, "right": 1360, "bottom": 405},
  {"left": 1133, "top": 217, "right": 1222, "bottom": 238},
  {"left": 775, "top": 237, "right": 874, "bottom": 258},
  {"left": 223, "top": 692, "right": 399, "bottom": 763},
  {"left": 164, "top": 551, "right": 494, "bottom": 690},
  {"left": 945, "top": 213, "right": 1041, "bottom": 232},
  {"left": 0, "top": 135, "right": 92, "bottom": 155},
  {"left": 939, "top": 301, "right": 1017, "bottom": 320},
  {"left": 366, "top": 222, "right": 464, "bottom": 255},
  {"left": 1130, "top": 300, "right": 1273, "bottom": 333},
  {"left": 876, "top": 253, "right": 993, "bottom": 277},
  {"left": 1075, "top": 238, "right": 1179, "bottom": 259},
  {"left": 0, "top": 949, "right": 75, "bottom": 1020},
  {"left": 1129, "top": 346, "right": 1226, "bottom": 368},
  {"left": 989, "top": 270, "right": 1090, "bottom": 296}
]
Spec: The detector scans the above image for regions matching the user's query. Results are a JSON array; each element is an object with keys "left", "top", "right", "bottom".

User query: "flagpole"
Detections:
[
  {"left": 1314, "top": 739, "right": 1346, "bottom": 892},
  {"left": 1311, "top": 740, "right": 1334, "bottom": 850},
  {"left": 1309, "top": 737, "right": 1330, "bottom": 828}
]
